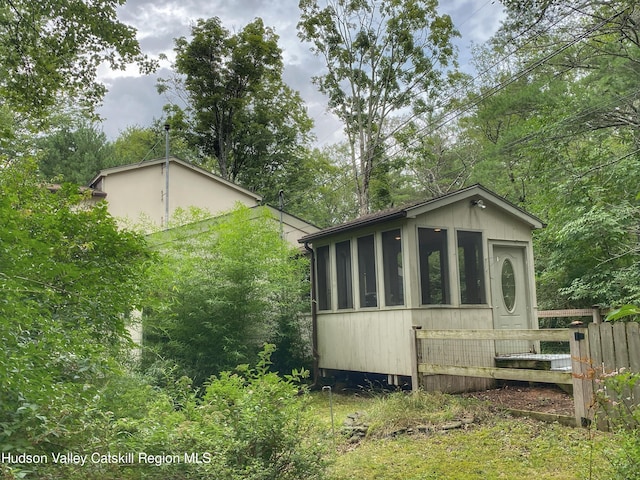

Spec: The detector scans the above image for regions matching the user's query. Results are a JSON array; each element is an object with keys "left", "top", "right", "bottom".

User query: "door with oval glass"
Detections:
[{"left": 490, "top": 244, "right": 533, "bottom": 354}]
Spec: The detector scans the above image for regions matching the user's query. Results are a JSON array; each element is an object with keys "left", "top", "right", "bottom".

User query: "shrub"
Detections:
[
  {"left": 143, "top": 205, "right": 312, "bottom": 386},
  {"left": 105, "top": 345, "right": 326, "bottom": 480},
  {"left": 198, "top": 344, "right": 326, "bottom": 480},
  {"left": 595, "top": 368, "right": 640, "bottom": 479}
]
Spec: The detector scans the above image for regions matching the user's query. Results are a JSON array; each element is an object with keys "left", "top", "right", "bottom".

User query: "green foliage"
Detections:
[
  {"left": 607, "top": 305, "right": 640, "bottom": 322},
  {"left": 0, "top": 345, "right": 326, "bottom": 479},
  {"left": 360, "top": 391, "right": 483, "bottom": 439},
  {"left": 595, "top": 370, "right": 640, "bottom": 479},
  {"left": 597, "top": 304, "right": 640, "bottom": 478},
  {"left": 0, "top": 0, "right": 156, "bottom": 119},
  {"left": 284, "top": 145, "right": 359, "bottom": 227},
  {"left": 112, "top": 122, "right": 199, "bottom": 166},
  {"left": 596, "top": 370, "right": 640, "bottom": 430},
  {"left": 535, "top": 196, "right": 640, "bottom": 308},
  {"left": 392, "top": 114, "right": 474, "bottom": 200},
  {"left": 196, "top": 344, "right": 326, "bottom": 480},
  {"left": 143, "top": 205, "right": 311, "bottom": 385},
  {"left": 37, "top": 118, "right": 116, "bottom": 184},
  {"left": 159, "top": 17, "right": 314, "bottom": 204},
  {"left": 314, "top": 391, "right": 618, "bottom": 480},
  {"left": 610, "top": 431, "right": 640, "bottom": 480},
  {"left": 114, "top": 346, "right": 325, "bottom": 480},
  {"left": 0, "top": 158, "right": 152, "bottom": 462},
  {"left": 460, "top": 1, "right": 640, "bottom": 309},
  {"left": 298, "top": 0, "right": 460, "bottom": 213}
]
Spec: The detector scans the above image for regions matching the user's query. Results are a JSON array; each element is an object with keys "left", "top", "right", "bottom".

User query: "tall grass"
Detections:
[{"left": 362, "top": 390, "right": 489, "bottom": 438}]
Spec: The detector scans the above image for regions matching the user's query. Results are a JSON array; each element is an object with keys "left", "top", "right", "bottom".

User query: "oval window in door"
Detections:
[{"left": 501, "top": 259, "right": 516, "bottom": 312}]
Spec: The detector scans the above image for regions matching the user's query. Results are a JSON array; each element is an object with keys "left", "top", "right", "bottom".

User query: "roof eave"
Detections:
[
  {"left": 298, "top": 210, "right": 406, "bottom": 243},
  {"left": 88, "top": 157, "right": 263, "bottom": 202}
]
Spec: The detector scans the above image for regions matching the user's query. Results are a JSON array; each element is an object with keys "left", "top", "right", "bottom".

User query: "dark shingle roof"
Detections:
[{"left": 299, "top": 184, "right": 544, "bottom": 243}]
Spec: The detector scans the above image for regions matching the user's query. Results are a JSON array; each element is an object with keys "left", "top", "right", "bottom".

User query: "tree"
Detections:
[
  {"left": 0, "top": 0, "right": 155, "bottom": 118},
  {"left": 37, "top": 117, "right": 116, "bottom": 184},
  {"left": 283, "top": 145, "right": 359, "bottom": 228},
  {"left": 143, "top": 205, "right": 310, "bottom": 385},
  {"left": 393, "top": 116, "right": 478, "bottom": 199},
  {"left": 158, "top": 17, "right": 314, "bottom": 204},
  {"left": 0, "top": 158, "right": 152, "bottom": 455},
  {"left": 112, "top": 122, "right": 198, "bottom": 166},
  {"left": 490, "top": 1, "right": 640, "bottom": 148},
  {"left": 298, "top": 0, "right": 460, "bottom": 214},
  {"left": 459, "top": 0, "right": 640, "bottom": 308}
]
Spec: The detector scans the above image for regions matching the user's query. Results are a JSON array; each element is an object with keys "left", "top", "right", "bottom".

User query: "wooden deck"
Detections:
[{"left": 495, "top": 353, "right": 571, "bottom": 372}]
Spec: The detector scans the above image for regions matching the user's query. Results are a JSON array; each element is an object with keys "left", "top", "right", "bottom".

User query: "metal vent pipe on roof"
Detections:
[{"left": 164, "top": 124, "right": 170, "bottom": 230}]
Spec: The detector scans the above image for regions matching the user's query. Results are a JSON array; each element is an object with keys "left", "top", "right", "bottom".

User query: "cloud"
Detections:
[
  {"left": 100, "top": 0, "right": 505, "bottom": 143},
  {"left": 98, "top": 72, "right": 168, "bottom": 138}
]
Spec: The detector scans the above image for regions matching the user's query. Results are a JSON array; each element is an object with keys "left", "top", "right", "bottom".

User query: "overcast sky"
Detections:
[{"left": 97, "top": 0, "right": 505, "bottom": 144}]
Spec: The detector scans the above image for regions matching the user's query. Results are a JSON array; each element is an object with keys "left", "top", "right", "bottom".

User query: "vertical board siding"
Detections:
[
  {"left": 588, "top": 322, "right": 640, "bottom": 374},
  {"left": 612, "top": 322, "right": 630, "bottom": 368},
  {"left": 588, "top": 325, "right": 603, "bottom": 370},
  {"left": 586, "top": 322, "right": 640, "bottom": 430},
  {"left": 317, "top": 310, "right": 413, "bottom": 376},
  {"left": 629, "top": 323, "right": 640, "bottom": 372},
  {"left": 409, "top": 323, "right": 640, "bottom": 425},
  {"left": 599, "top": 322, "right": 616, "bottom": 371}
]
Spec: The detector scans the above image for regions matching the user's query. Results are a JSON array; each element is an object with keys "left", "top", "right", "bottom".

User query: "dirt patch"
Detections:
[{"left": 463, "top": 383, "right": 574, "bottom": 417}]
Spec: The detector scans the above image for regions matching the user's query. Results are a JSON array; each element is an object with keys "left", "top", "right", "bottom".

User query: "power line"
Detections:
[
  {"left": 306, "top": 0, "right": 510, "bottom": 148},
  {"left": 396, "top": 8, "right": 624, "bottom": 156},
  {"left": 288, "top": 1, "right": 566, "bottom": 208},
  {"left": 286, "top": 6, "right": 630, "bottom": 212},
  {"left": 285, "top": 2, "right": 586, "bottom": 208}
]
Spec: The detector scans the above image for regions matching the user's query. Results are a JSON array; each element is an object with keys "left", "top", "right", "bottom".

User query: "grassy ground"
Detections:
[{"left": 307, "top": 389, "right": 623, "bottom": 480}]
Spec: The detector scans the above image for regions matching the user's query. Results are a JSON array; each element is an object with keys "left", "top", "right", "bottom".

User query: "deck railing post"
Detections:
[
  {"left": 568, "top": 324, "right": 594, "bottom": 427},
  {"left": 410, "top": 326, "right": 422, "bottom": 393}
]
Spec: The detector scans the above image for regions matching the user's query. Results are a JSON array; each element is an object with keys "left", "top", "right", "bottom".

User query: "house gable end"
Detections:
[
  {"left": 88, "top": 157, "right": 264, "bottom": 230},
  {"left": 405, "top": 185, "right": 545, "bottom": 230},
  {"left": 300, "top": 184, "right": 544, "bottom": 245},
  {"left": 88, "top": 157, "right": 262, "bottom": 203}
]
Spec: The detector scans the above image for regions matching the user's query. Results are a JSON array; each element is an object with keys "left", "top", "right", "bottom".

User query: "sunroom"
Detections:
[{"left": 299, "top": 184, "right": 545, "bottom": 391}]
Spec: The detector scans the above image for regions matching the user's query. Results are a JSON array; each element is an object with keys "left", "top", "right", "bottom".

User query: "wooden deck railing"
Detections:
[
  {"left": 410, "top": 322, "right": 640, "bottom": 428},
  {"left": 537, "top": 307, "right": 602, "bottom": 324},
  {"left": 412, "top": 328, "right": 572, "bottom": 385}
]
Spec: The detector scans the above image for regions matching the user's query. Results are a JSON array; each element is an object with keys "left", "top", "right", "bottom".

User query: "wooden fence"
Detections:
[
  {"left": 536, "top": 307, "right": 602, "bottom": 324},
  {"left": 410, "top": 322, "right": 640, "bottom": 428}
]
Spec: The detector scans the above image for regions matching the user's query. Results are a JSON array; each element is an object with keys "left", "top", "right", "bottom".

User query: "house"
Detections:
[
  {"left": 88, "top": 156, "right": 318, "bottom": 246},
  {"left": 89, "top": 156, "right": 319, "bottom": 352},
  {"left": 298, "top": 184, "right": 545, "bottom": 391},
  {"left": 89, "top": 157, "right": 261, "bottom": 229}
]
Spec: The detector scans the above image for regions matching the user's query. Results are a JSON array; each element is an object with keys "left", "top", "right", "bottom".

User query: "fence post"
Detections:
[
  {"left": 410, "top": 326, "right": 422, "bottom": 393},
  {"left": 569, "top": 324, "right": 594, "bottom": 427},
  {"left": 591, "top": 305, "right": 602, "bottom": 324}
]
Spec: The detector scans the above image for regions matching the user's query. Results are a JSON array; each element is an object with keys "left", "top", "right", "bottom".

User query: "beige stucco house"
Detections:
[
  {"left": 88, "top": 157, "right": 318, "bottom": 246},
  {"left": 89, "top": 157, "right": 319, "bottom": 350},
  {"left": 299, "top": 184, "right": 545, "bottom": 391},
  {"left": 89, "top": 157, "right": 260, "bottom": 228}
]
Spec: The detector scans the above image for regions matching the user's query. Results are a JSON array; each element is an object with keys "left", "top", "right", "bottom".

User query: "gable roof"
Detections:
[
  {"left": 299, "top": 184, "right": 545, "bottom": 243},
  {"left": 88, "top": 157, "right": 262, "bottom": 202}
]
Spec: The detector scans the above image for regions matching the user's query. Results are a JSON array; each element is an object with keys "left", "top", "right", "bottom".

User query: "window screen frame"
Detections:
[
  {"left": 316, "top": 245, "right": 332, "bottom": 311},
  {"left": 357, "top": 234, "right": 378, "bottom": 308},
  {"left": 381, "top": 228, "right": 405, "bottom": 307},
  {"left": 335, "top": 240, "right": 354, "bottom": 309},
  {"left": 456, "top": 230, "right": 487, "bottom": 305},
  {"left": 418, "top": 227, "right": 450, "bottom": 305}
]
